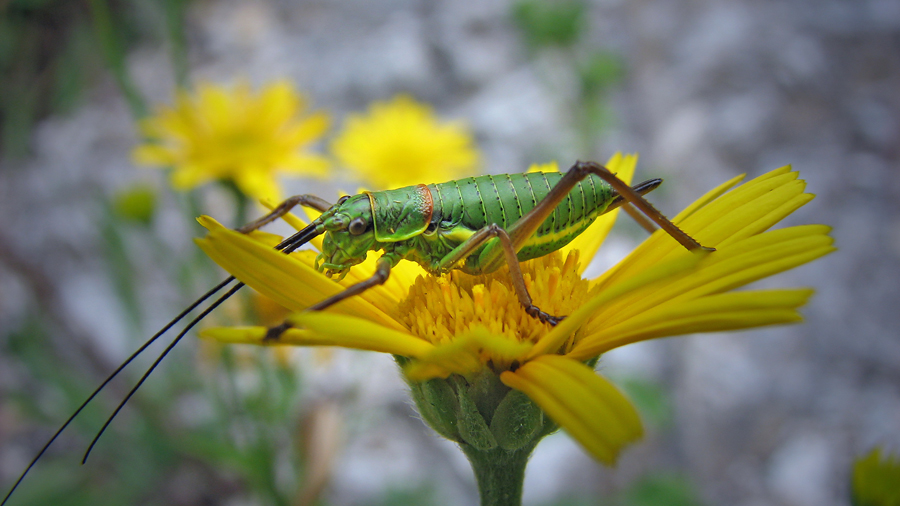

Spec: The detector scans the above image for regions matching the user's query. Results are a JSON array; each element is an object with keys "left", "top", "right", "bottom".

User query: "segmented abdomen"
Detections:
[{"left": 428, "top": 172, "right": 616, "bottom": 261}]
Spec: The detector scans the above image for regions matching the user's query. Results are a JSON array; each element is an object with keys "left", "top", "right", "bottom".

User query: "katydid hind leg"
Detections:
[
  {"left": 503, "top": 162, "right": 712, "bottom": 254},
  {"left": 621, "top": 203, "right": 658, "bottom": 234},
  {"left": 606, "top": 179, "right": 663, "bottom": 234},
  {"left": 573, "top": 161, "right": 714, "bottom": 251}
]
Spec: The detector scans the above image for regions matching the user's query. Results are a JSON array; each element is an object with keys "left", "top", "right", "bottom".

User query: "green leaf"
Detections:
[
  {"left": 511, "top": 0, "right": 586, "bottom": 49},
  {"left": 852, "top": 448, "right": 900, "bottom": 506},
  {"left": 616, "top": 377, "right": 673, "bottom": 429},
  {"left": 620, "top": 473, "right": 704, "bottom": 506}
]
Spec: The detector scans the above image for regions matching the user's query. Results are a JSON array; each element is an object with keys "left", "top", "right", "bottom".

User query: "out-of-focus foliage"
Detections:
[
  {"left": 365, "top": 487, "right": 438, "bottom": 506},
  {"left": 111, "top": 184, "right": 157, "bottom": 226},
  {"left": 0, "top": 1, "right": 103, "bottom": 157},
  {"left": 617, "top": 377, "right": 673, "bottom": 430},
  {"left": 509, "top": 0, "right": 624, "bottom": 153},
  {"left": 511, "top": 0, "right": 586, "bottom": 50},
  {"left": 852, "top": 449, "right": 900, "bottom": 506},
  {"left": 617, "top": 474, "right": 704, "bottom": 506},
  {"left": 536, "top": 474, "right": 703, "bottom": 506}
]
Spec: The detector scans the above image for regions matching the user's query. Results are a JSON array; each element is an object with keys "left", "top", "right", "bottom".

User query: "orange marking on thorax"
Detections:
[{"left": 416, "top": 184, "right": 434, "bottom": 225}]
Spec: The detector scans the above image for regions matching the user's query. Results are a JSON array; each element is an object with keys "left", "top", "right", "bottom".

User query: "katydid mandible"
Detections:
[{"left": 1, "top": 160, "right": 711, "bottom": 505}]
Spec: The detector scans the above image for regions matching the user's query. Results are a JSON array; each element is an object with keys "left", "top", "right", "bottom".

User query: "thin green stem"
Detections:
[
  {"left": 162, "top": 0, "right": 190, "bottom": 87},
  {"left": 460, "top": 442, "right": 538, "bottom": 506},
  {"left": 88, "top": 0, "right": 148, "bottom": 118}
]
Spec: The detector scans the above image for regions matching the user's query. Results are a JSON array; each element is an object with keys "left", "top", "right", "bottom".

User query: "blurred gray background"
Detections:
[{"left": 1, "top": 0, "right": 898, "bottom": 505}]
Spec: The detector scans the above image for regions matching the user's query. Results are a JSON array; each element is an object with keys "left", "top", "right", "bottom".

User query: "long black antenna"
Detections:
[
  {"left": 1, "top": 221, "right": 323, "bottom": 505},
  {"left": 0, "top": 276, "right": 236, "bottom": 506},
  {"left": 81, "top": 281, "right": 245, "bottom": 463},
  {"left": 82, "top": 221, "right": 323, "bottom": 463}
]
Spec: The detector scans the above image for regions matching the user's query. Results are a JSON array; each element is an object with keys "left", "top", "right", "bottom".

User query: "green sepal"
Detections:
[
  {"left": 466, "top": 369, "right": 509, "bottom": 423},
  {"left": 454, "top": 376, "right": 498, "bottom": 451},
  {"left": 417, "top": 379, "right": 461, "bottom": 442},
  {"left": 396, "top": 355, "right": 461, "bottom": 443},
  {"left": 490, "top": 389, "right": 543, "bottom": 451}
]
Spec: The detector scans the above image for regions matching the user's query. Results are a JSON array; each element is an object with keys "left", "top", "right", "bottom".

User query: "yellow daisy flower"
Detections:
[
  {"left": 330, "top": 94, "right": 480, "bottom": 189},
  {"left": 133, "top": 80, "right": 330, "bottom": 201},
  {"left": 195, "top": 154, "right": 834, "bottom": 469}
]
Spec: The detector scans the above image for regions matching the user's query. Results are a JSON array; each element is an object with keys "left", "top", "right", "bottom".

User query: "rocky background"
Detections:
[{"left": 1, "top": 0, "right": 898, "bottom": 505}]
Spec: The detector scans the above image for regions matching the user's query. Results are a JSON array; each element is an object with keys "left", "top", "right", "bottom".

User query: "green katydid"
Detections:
[{"left": 1, "top": 160, "right": 710, "bottom": 505}]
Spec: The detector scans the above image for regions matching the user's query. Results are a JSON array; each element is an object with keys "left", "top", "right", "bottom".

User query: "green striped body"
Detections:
[{"left": 398, "top": 172, "right": 617, "bottom": 274}]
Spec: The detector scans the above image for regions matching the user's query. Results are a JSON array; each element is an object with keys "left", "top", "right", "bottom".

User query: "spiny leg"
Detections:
[
  {"left": 265, "top": 256, "right": 395, "bottom": 340},
  {"left": 435, "top": 224, "right": 563, "bottom": 326},
  {"left": 607, "top": 178, "right": 662, "bottom": 235},
  {"left": 621, "top": 203, "right": 658, "bottom": 234},
  {"left": 572, "top": 161, "right": 713, "bottom": 251},
  {"left": 237, "top": 194, "right": 335, "bottom": 234},
  {"left": 502, "top": 161, "right": 713, "bottom": 260}
]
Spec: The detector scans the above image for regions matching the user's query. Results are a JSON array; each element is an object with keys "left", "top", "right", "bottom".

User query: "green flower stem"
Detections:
[
  {"left": 88, "top": 0, "right": 147, "bottom": 119},
  {"left": 162, "top": 0, "right": 190, "bottom": 87},
  {"left": 461, "top": 442, "right": 538, "bottom": 506},
  {"left": 227, "top": 181, "right": 251, "bottom": 228}
]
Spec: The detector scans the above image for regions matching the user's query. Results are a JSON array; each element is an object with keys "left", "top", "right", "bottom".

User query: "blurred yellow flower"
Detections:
[
  {"left": 196, "top": 154, "right": 834, "bottom": 465},
  {"left": 133, "top": 81, "right": 330, "bottom": 201},
  {"left": 331, "top": 94, "right": 479, "bottom": 189}
]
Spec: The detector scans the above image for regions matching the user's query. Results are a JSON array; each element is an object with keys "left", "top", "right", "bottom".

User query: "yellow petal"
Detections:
[
  {"left": 500, "top": 355, "right": 642, "bottom": 465},
  {"left": 196, "top": 83, "right": 236, "bottom": 133},
  {"left": 282, "top": 111, "right": 331, "bottom": 146},
  {"left": 279, "top": 153, "right": 330, "bottom": 176},
  {"left": 254, "top": 80, "right": 301, "bottom": 128},
  {"left": 333, "top": 252, "right": 422, "bottom": 313},
  {"left": 199, "top": 322, "right": 432, "bottom": 358},
  {"left": 570, "top": 289, "right": 813, "bottom": 359},
  {"left": 195, "top": 216, "right": 403, "bottom": 330},
  {"left": 404, "top": 327, "right": 534, "bottom": 381},
  {"left": 132, "top": 144, "right": 177, "bottom": 166},
  {"left": 235, "top": 169, "right": 282, "bottom": 202},
  {"left": 526, "top": 160, "right": 560, "bottom": 173},
  {"left": 582, "top": 227, "right": 834, "bottom": 331},
  {"left": 527, "top": 251, "right": 707, "bottom": 360},
  {"left": 170, "top": 165, "right": 215, "bottom": 190},
  {"left": 247, "top": 230, "right": 284, "bottom": 248},
  {"left": 593, "top": 168, "right": 809, "bottom": 291},
  {"left": 672, "top": 173, "right": 745, "bottom": 222},
  {"left": 286, "top": 312, "right": 434, "bottom": 357}
]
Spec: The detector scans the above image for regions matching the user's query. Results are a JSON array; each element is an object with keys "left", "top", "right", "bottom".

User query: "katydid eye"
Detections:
[{"left": 348, "top": 217, "right": 367, "bottom": 235}]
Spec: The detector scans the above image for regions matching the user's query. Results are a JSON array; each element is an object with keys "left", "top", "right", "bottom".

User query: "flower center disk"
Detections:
[{"left": 398, "top": 250, "right": 590, "bottom": 349}]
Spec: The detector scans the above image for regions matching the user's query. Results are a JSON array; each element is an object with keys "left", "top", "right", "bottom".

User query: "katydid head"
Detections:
[{"left": 316, "top": 194, "right": 378, "bottom": 279}]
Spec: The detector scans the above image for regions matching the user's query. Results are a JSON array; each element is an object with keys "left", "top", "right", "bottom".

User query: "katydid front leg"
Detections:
[
  {"left": 237, "top": 194, "right": 335, "bottom": 234},
  {"left": 265, "top": 255, "right": 395, "bottom": 340}
]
